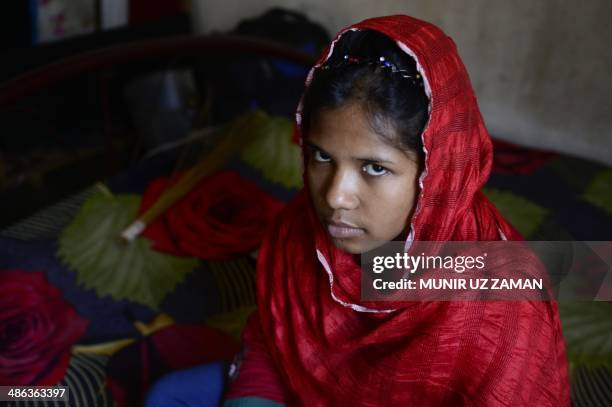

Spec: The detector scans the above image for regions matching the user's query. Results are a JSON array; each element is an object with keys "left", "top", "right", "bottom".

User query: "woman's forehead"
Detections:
[{"left": 307, "top": 104, "right": 413, "bottom": 161}]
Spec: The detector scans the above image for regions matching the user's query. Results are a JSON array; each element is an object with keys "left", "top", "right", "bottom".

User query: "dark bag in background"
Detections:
[{"left": 196, "top": 7, "right": 330, "bottom": 122}]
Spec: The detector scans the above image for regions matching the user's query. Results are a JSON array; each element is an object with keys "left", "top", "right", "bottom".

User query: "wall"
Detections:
[{"left": 191, "top": 0, "right": 612, "bottom": 165}]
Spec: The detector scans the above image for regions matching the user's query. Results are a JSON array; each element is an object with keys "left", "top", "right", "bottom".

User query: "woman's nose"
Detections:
[{"left": 325, "top": 169, "right": 359, "bottom": 210}]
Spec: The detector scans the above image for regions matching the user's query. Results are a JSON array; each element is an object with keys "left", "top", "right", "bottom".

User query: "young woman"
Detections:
[
  {"left": 223, "top": 15, "right": 570, "bottom": 406},
  {"left": 146, "top": 14, "right": 570, "bottom": 407}
]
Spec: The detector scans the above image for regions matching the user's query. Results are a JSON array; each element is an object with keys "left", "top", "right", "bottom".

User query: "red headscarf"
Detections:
[{"left": 250, "top": 15, "right": 570, "bottom": 406}]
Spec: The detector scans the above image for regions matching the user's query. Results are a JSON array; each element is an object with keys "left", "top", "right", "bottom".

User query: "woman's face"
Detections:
[{"left": 306, "top": 102, "right": 421, "bottom": 254}]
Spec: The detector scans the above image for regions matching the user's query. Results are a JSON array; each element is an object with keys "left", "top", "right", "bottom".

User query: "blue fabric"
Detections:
[{"left": 145, "top": 362, "right": 226, "bottom": 407}]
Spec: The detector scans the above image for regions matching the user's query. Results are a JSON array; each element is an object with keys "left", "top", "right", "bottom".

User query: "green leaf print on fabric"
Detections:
[
  {"left": 483, "top": 188, "right": 548, "bottom": 238},
  {"left": 58, "top": 185, "right": 198, "bottom": 310}
]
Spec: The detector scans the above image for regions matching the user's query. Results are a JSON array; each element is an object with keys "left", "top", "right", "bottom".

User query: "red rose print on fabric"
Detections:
[
  {"left": 0, "top": 270, "right": 88, "bottom": 385},
  {"left": 140, "top": 171, "right": 285, "bottom": 260}
]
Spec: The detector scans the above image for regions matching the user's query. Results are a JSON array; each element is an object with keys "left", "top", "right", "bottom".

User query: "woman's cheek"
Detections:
[
  {"left": 372, "top": 178, "right": 416, "bottom": 238},
  {"left": 308, "top": 160, "right": 332, "bottom": 187},
  {"left": 306, "top": 165, "right": 326, "bottom": 210}
]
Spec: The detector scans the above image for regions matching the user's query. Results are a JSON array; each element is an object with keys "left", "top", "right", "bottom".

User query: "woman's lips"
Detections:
[{"left": 326, "top": 221, "right": 365, "bottom": 239}]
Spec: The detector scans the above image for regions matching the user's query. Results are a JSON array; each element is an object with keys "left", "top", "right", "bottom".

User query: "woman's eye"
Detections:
[
  {"left": 363, "top": 163, "right": 389, "bottom": 176},
  {"left": 313, "top": 150, "right": 331, "bottom": 162}
]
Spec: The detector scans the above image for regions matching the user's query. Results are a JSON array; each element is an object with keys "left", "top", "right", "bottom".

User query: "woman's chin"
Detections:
[{"left": 330, "top": 236, "right": 387, "bottom": 255}]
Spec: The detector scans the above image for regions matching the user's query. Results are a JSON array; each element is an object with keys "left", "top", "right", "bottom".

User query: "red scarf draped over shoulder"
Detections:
[{"left": 253, "top": 15, "right": 570, "bottom": 406}]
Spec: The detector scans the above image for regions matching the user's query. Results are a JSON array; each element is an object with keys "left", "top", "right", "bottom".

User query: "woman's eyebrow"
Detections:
[
  {"left": 304, "top": 140, "right": 328, "bottom": 154},
  {"left": 355, "top": 156, "right": 394, "bottom": 164},
  {"left": 305, "top": 140, "right": 394, "bottom": 164}
]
